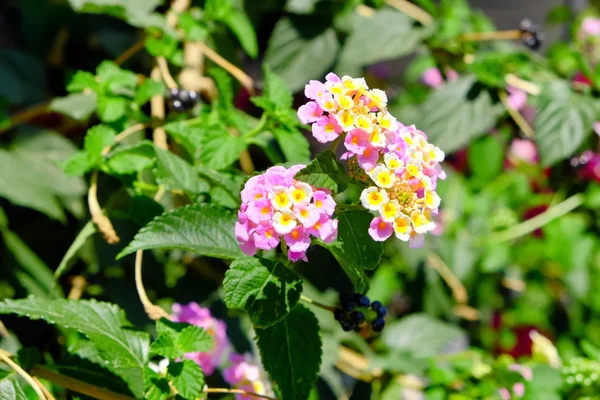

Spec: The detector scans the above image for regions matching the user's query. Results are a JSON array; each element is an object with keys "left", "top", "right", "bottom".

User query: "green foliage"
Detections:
[
  {"left": 256, "top": 305, "right": 322, "bottom": 400},
  {"left": 151, "top": 319, "right": 213, "bottom": 359},
  {"left": 223, "top": 257, "right": 303, "bottom": 327},
  {"left": 0, "top": 297, "right": 149, "bottom": 397},
  {"left": 295, "top": 150, "right": 348, "bottom": 194},
  {"left": 168, "top": 360, "right": 204, "bottom": 399},
  {"left": 118, "top": 203, "right": 244, "bottom": 259}
]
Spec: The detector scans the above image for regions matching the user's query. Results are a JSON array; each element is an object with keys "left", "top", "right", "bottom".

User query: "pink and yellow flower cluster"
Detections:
[
  {"left": 298, "top": 73, "right": 446, "bottom": 246},
  {"left": 223, "top": 353, "right": 271, "bottom": 400},
  {"left": 236, "top": 165, "right": 338, "bottom": 262}
]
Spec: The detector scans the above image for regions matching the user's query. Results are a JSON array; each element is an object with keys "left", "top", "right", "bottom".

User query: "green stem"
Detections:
[
  {"left": 482, "top": 193, "right": 584, "bottom": 244},
  {"left": 244, "top": 113, "right": 268, "bottom": 139},
  {"left": 330, "top": 133, "right": 344, "bottom": 153},
  {"left": 300, "top": 295, "right": 336, "bottom": 312}
]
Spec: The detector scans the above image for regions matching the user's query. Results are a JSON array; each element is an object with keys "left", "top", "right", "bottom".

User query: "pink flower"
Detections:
[
  {"left": 294, "top": 204, "right": 320, "bottom": 227},
  {"left": 344, "top": 129, "right": 370, "bottom": 155},
  {"left": 508, "top": 139, "right": 538, "bottom": 166},
  {"left": 409, "top": 233, "right": 425, "bottom": 248},
  {"left": 312, "top": 115, "right": 341, "bottom": 143},
  {"left": 446, "top": 69, "right": 459, "bottom": 82},
  {"left": 253, "top": 225, "right": 280, "bottom": 250},
  {"left": 357, "top": 145, "right": 379, "bottom": 170},
  {"left": 171, "top": 303, "right": 230, "bottom": 376},
  {"left": 223, "top": 353, "right": 271, "bottom": 400},
  {"left": 304, "top": 80, "right": 327, "bottom": 100},
  {"left": 582, "top": 17, "right": 600, "bottom": 36},
  {"left": 499, "top": 388, "right": 511, "bottom": 400},
  {"left": 246, "top": 198, "right": 273, "bottom": 224},
  {"left": 368, "top": 217, "right": 393, "bottom": 241},
  {"left": 288, "top": 250, "right": 308, "bottom": 262},
  {"left": 264, "top": 166, "right": 290, "bottom": 187},
  {"left": 284, "top": 225, "right": 311, "bottom": 253},
  {"left": 325, "top": 72, "right": 341, "bottom": 83},
  {"left": 594, "top": 121, "right": 600, "bottom": 136},
  {"left": 513, "top": 383, "right": 525, "bottom": 397},
  {"left": 422, "top": 67, "right": 444, "bottom": 88},
  {"left": 297, "top": 101, "right": 322, "bottom": 123},
  {"left": 313, "top": 191, "right": 335, "bottom": 215},
  {"left": 507, "top": 86, "right": 527, "bottom": 111}
]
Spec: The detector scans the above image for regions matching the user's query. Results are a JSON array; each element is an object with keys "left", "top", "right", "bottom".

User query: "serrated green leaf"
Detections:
[
  {"left": 256, "top": 305, "right": 321, "bottom": 400},
  {"left": 178, "top": 325, "right": 213, "bottom": 353},
  {"left": 337, "top": 9, "right": 432, "bottom": 74},
  {"left": 534, "top": 81, "right": 598, "bottom": 166},
  {"left": 144, "top": 367, "right": 171, "bottom": 400},
  {"left": 223, "top": 258, "right": 303, "bottom": 327},
  {"left": 168, "top": 360, "right": 204, "bottom": 400},
  {"left": 54, "top": 356, "right": 133, "bottom": 396},
  {"left": 145, "top": 34, "right": 179, "bottom": 58},
  {"left": 396, "top": 75, "right": 502, "bottom": 153},
  {"left": 135, "top": 79, "right": 165, "bottom": 105},
  {"left": 118, "top": 203, "right": 244, "bottom": 259},
  {"left": 209, "top": 68, "right": 234, "bottom": 112},
  {"left": 49, "top": 92, "right": 97, "bottom": 121},
  {"left": 265, "top": 18, "right": 340, "bottom": 92},
  {"left": 154, "top": 148, "right": 208, "bottom": 193},
  {"left": 223, "top": 9, "right": 258, "bottom": 58},
  {"left": 273, "top": 127, "right": 310, "bottom": 163},
  {"left": 195, "top": 165, "right": 242, "bottom": 208},
  {"left": 150, "top": 332, "right": 178, "bottom": 358},
  {"left": 107, "top": 141, "right": 155, "bottom": 175},
  {"left": 151, "top": 319, "right": 213, "bottom": 358},
  {"left": 97, "top": 95, "right": 128, "bottom": 122},
  {"left": 0, "top": 297, "right": 150, "bottom": 397},
  {"left": 199, "top": 126, "right": 246, "bottom": 170},
  {"left": 84, "top": 124, "right": 117, "bottom": 166},
  {"left": 0, "top": 379, "right": 26, "bottom": 400},
  {"left": 96, "top": 60, "right": 139, "bottom": 92},
  {"left": 262, "top": 66, "right": 293, "bottom": 110},
  {"left": 68, "top": 0, "right": 165, "bottom": 29},
  {"left": 294, "top": 150, "right": 347, "bottom": 193},
  {"left": 63, "top": 151, "right": 90, "bottom": 176}
]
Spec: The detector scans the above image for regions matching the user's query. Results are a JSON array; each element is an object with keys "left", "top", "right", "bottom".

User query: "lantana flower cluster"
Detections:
[
  {"left": 298, "top": 73, "right": 446, "bottom": 246},
  {"left": 223, "top": 353, "right": 271, "bottom": 400},
  {"left": 236, "top": 165, "right": 338, "bottom": 262}
]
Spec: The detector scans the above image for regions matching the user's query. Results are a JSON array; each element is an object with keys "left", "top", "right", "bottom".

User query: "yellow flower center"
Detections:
[
  {"left": 281, "top": 214, "right": 293, "bottom": 225},
  {"left": 292, "top": 189, "right": 305, "bottom": 202},
  {"left": 315, "top": 200, "right": 323, "bottom": 208},
  {"left": 276, "top": 193, "right": 289, "bottom": 207},
  {"left": 368, "top": 192, "right": 382, "bottom": 205},
  {"left": 261, "top": 206, "right": 270, "bottom": 215}
]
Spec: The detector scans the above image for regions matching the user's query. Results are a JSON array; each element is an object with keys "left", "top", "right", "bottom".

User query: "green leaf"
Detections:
[
  {"left": 337, "top": 9, "right": 432, "bottom": 73},
  {"left": 151, "top": 319, "right": 213, "bottom": 358},
  {"left": 223, "top": 258, "right": 303, "bottom": 327},
  {"left": 49, "top": 92, "right": 97, "bottom": 121},
  {"left": 199, "top": 126, "right": 247, "bottom": 170},
  {"left": 256, "top": 305, "right": 322, "bottom": 400},
  {"left": 118, "top": 203, "right": 244, "bottom": 259},
  {"left": 397, "top": 75, "right": 502, "bottom": 153},
  {"left": 195, "top": 165, "right": 242, "bottom": 208},
  {"left": 327, "top": 209, "right": 382, "bottom": 290},
  {"left": 0, "top": 297, "right": 150, "bottom": 397},
  {"left": 68, "top": 0, "right": 165, "bottom": 29},
  {"left": 382, "top": 314, "right": 465, "bottom": 358},
  {"left": 145, "top": 33, "right": 178, "bottom": 58},
  {"left": 97, "top": 95, "right": 128, "bottom": 122},
  {"left": 167, "top": 360, "right": 204, "bottom": 400},
  {"left": 67, "top": 70, "right": 100, "bottom": 93},
  {"left": 265, "top": 17, "right": 340, "bottom": 92},
  {"left": 16, "top": 347, "right": 41, "bottom": 370},
  {"left": 84, "top": 124, "right": 117, "bottom": 166},
  {"left": 154, "top": 148, "right": 208, "bottom": 193},
  {"left": 467, "top": 135, "right": 504, "bottom": 183},
  {"left": 96, "top": 60, "right": 139, "bottom": 92},
  {"left": 223, "top": 9, "right": 258, "bottom": 58},
  {"left": 294, "top": 150, "right": 348, "bottom": 194},
  {"left": 144, "top": 366, "right": 171, "bottom": 400},
  {"left": 262, "top": 66, "right": 293, "bottom": 109},
  {"left": 178, "top": 13, "right": 208, "bottom": 41},
  {"left": 273, "top": 127, "right": 311, "bottom": 163},
  {"left": 107, "top": 141, "right": 155, "bottom": 175},
  {"left": 0, "top": 379, "right": 26, "bottom": 400},
  {"left": 135, "top": 79, "right": 165, "bottom": 105},
  {"left": 534, "top": 81, "right": 598, "bottom": 166},
  {"left": 178, "top": 325, "right": 213, "bottom": 353},
  {"left": 63, "top": 151, "right": 90, "bottom": 176},
  {"left": 209, "top": 68, "right": 234, "bottom": 112},
  {"left": 54, "top": 221, "right": 96, "bottom": 282}
]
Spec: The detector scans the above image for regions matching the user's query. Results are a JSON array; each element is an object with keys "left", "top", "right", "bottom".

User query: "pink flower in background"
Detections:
[
  {"left": 223, "top": 353, "right": 272, "bottom": 400},
  {"left": 171, "top": 303, "right": 230, "bottom": 375},
  {"left": 236, "top": 165, "right": 338, "bottom": 262},
  {"left": 582, "top": 17, "right": 600, "bottom": 36},
  {"left": 507, "top": 139, "right": 539, "bottom": 166},
  {"left": 506, "top": 86, "right": 528, "bottom": 111},
  {"left": 421, "top": 67, "right": 444, "bottom": 88},
  {"left": 594, "top": 122, "right": 600, "bottom": 136},
  {"left": 499, "top": 364, "right": 532, "bottom": 399},
  {"left": 577, "top": 150, "right": 600, "bottom": 183}
]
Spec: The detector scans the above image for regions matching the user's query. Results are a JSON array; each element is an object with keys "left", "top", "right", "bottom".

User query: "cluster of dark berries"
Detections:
[
  {"left": 334, "top": 293, "right": 387, "bottom": 333},
  {"left": 167, "top": 88, "right": 200, "bottom": 112},
  {"left": 520, "top": 19, "right": 543, "bottom": 51}
]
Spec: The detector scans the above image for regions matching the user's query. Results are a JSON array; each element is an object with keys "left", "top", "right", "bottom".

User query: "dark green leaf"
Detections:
[
  {"left": 256, "top": 305, "right": 321, "bottom": 400},
  {"left": 534, "top": 81, "right": 598, "bottom": 166},
  {"left": 154, "top": 148, "right": 208, "bottom": 193},
  {"left": 16, "top": 347, "right": 40, "bottom": 370},
  {"left": 167, "top": 360, "right": 204, "bottom": 400},
  {"left": 397, "top": 75, "right": 502, "bottom": 153},
  {"left": 223, "top": 258, "right": 303, "bottom": 327},
  {"left": 0, "top": 379, "right": 26, "bottom": 400},
  {"left": 144, "top": 366, "right": 171, "bottom": 400},
  {"left": 262, "top": 66, "right": 293, "bottom": 110},
  {"left": 265, "top": 18, "right": 340, "bottom": 92},
  {"left": 467, "top": 135, "right": 504, "bottom": 183},
  {"left": 0, "top": 297, "right": 150, "bottom": 397},
  {"left": 118, "top": 203, "right": 244, "bottom": 259},
  {"left": 151, "top": 319, "right": 213, "bottom": 358},
  {"left": 54, "top": 221, "right": 96, "bottom": 283},
  {"left": 223, "top": 10, "right": 258, "bottom": 58},
  {"left": 294, "top": 150, "right": 348, "bottom": 193}
]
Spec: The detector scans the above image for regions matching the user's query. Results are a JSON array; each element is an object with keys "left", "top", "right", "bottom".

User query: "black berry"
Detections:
[
  {"left": 377, "top": 306, "right": 387, "bottom": 318},
  {"left": 343, "top": 300, "right": 357, "bottom": 312},
  {"left": 371, "top": 301, "right": 382, "bottom": 312},
  {"left": 355, "top": 294, "right": 370, "bottom": 307},
  {"left": 168, "top": 87, "right": 180, "bottom": 99},
  {"left": 372, "top": 318, "right": 385, "bottom": 332},
  {"left": 334, "top": 308, "right": 346, "bottom": 322},
  {"left": 522, "top": 34, "right": 542, "bottom": 51},
  {"left": 351, "top": 311, "right": 365, "bottom": 324},
  {"left": 339, "top": 293, "right": 351, "bottom": 305},
  {"left": 342, "top": 320, "right": 355, "bottom": 332},
  {"left": 170, "top": 99, "right": 184, "bottom": 112}
]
